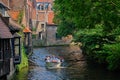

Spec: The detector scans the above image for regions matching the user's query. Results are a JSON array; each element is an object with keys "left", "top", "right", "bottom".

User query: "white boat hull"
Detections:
[{"left": 46, "top": 62, "right": 61, "bottom": 68}]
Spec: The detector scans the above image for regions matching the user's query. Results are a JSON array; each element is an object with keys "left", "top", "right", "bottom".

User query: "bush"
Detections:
[
  {"left": 74, "top": 26, "right": 120, "bottom": 70},
  {"left": 103, "top": 43, "right": 120, "bottom": 70}
]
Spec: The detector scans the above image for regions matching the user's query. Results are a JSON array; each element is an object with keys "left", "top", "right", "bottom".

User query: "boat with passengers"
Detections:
[{"left": 45, "top": 55, "right": 64, "bottom": 68}]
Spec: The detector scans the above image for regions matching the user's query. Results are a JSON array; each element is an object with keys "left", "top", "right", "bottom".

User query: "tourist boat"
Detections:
[{"left": 45, "top": 56, "right": 63, "bottom": 68}]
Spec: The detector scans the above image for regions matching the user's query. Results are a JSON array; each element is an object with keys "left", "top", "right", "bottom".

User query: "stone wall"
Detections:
[
  {"left": 46, "top": 25, "right": 57, "bottom": 45},
  {"left": 46, "top": 45, "right": 85, "bottom": 61}
]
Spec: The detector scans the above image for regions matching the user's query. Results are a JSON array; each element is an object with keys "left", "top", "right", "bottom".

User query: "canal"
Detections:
[{"left": 13, "top": 46, "right": 120, "bottom": 80}]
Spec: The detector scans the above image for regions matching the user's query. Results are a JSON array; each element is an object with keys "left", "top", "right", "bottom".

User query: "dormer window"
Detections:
[
  {"left": 0, "top": 3, "right": 9, "bottom": 17},
  {"left": 0, "top": 5, "right": 5, "bottom": 16}
]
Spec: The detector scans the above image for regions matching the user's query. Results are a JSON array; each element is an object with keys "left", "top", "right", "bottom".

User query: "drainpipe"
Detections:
[{"left": 8, "top": 0, "right": 9, "bottom": 8}]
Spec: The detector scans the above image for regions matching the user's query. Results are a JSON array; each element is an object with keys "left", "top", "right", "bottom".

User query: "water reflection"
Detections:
[
  {"left": 12, "top": 68, "right": 28, "bottom": 80},
  {"left": 13, "top": 47, "right": 120, "bottom": 80}
]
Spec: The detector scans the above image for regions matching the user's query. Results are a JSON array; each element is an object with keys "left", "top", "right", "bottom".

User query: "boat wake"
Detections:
[{"left": 46, "top": 66, "right": 66, "bottom": 69}]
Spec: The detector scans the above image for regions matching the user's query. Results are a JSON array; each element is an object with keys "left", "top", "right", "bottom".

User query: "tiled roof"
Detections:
[
  {"left": 9, "top": 18, "right": 21, "bottom": 32},
  {"left": 23, "top": 27, "right": 31, "bottom": 33},
  {"left": 1, "top": 16, "right": 21, "bottom": 32},
  {"left": 48, "top": 11, "right": 54, "bottom": 24},
  {"left": 8, "top": 10, "right": 20, "bottom": 21},
  {"left": 0, "top": 15, "right": 13, "bottom": 39}
]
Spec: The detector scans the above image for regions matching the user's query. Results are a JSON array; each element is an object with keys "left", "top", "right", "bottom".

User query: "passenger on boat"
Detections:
[
  {"left": 59, "top": 57, "right": 64, "bottom": 62},
  {"left": 45, "top": 55, "right": 62, "bottom": 63},
  {"left": 45, "top": 56, "right": 51, "bottom": 62}
]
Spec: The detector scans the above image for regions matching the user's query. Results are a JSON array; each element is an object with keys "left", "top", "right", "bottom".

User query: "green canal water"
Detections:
[{"left": 12, "top": 47, "right": 120, "bottom": 80}]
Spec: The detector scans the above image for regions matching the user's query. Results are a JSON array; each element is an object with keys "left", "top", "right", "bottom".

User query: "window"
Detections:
[
  {"left": 37, "top": 3, "right": 44, "bottom": 10},
  {"left": 48, "top": 3, "right": 52, "bottom": 10},
  {"left": 4, "top": 39, "right": 11, "bottom": 59},
  {"left": 41, "top": 5, "right": 44, "bottom": 10},
  {"left": 41, "top": 24, "right": 44, "bottom": 28},
  {"left": 41, "top": 24, "right": 45, "bottom": 32},
  {"left": 38, "top": 32, "right": 42, "bottom": 39},
  {"left": 45, "top": 3, "right": 49, "bottom": 10},
  {"left": 13, "top": 33, "right": 21, "bottom": 64},
  {"left": 0, "top": 5, "right": 5, "bottom": 16},
  {"left": 37, "top": 2, "right": 50, "bottom": 11},
  {"left": 14, "top": 38, "right": 20, "bottom": 56}
]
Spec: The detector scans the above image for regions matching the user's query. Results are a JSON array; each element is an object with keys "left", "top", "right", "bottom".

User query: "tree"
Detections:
[{"left": 54, "top": 0, "right": 120, "bottom": 70}]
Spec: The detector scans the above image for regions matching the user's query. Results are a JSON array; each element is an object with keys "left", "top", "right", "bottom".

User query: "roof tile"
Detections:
[
  {"left": 9, "top": 18, "right": 21, "bottom": 32},
  {"left": 23, "top": 27, "right": 31, "bottom": 33},
  {"left": 0, "top": 16, "right": 13, "bottom": 39}
]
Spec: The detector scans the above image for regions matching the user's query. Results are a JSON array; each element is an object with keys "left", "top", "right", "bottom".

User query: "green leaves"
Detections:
[
  {"left": 54, "top": 0, "right": 120, "bottom": 70},
  {"left": 104, "top": 43, "right": 120, "bottom": 70}
]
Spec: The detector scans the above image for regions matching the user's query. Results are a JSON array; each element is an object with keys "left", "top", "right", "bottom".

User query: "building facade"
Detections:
[
  {"left": 0, "top": 1, "right": 22, "bottom": 80},
  {"left": 35, "top": 0, "right": 55, "bottom": 40},
  {"left": 25, "top": 0, "right": 63, "bottom": 46}
]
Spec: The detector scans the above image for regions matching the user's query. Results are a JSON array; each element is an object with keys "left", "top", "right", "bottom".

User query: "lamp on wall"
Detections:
[{"left": 13, "top": 33, "right": 21, "bottom": 64}]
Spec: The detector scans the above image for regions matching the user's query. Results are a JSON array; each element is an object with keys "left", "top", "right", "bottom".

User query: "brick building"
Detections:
[{"left": 35, "top": 0, "right": 58, "bottom": 45}]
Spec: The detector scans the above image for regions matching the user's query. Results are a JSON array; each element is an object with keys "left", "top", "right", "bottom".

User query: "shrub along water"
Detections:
[
  {"left": 17, "top": 45, "right": 28, "bottom": 71},
  {"left": 104, "top": 43, "right": 120, "bottom": 70},
  {"left": 75, "top": 27, "right": 120, "bottom": 71}
]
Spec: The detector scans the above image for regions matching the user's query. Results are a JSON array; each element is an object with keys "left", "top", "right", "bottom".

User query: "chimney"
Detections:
[{"left": 2, "top": 16, "right": 10, "bottom": 26}]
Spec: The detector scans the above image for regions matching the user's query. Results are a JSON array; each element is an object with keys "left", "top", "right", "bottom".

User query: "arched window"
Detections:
[{"left": 37, "top": 3, "right": 44, "bottom": 10}]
